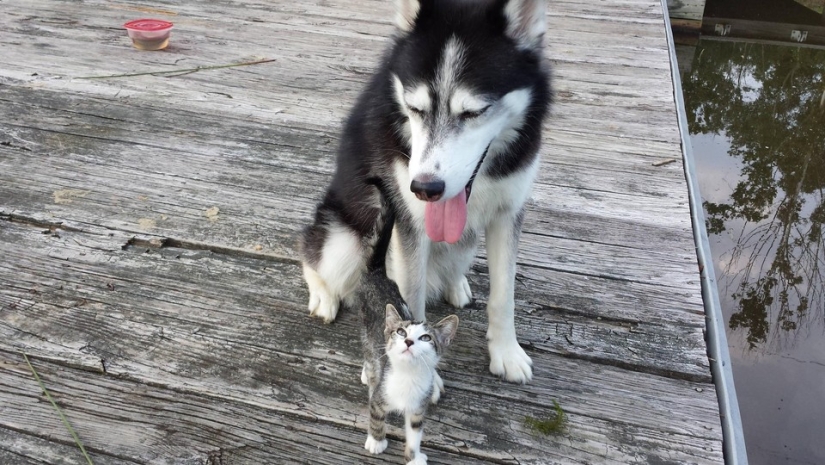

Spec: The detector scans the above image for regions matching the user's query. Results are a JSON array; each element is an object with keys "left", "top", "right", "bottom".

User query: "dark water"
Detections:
[{"left": 679, "top": 39, "right": 825, "bottom": 464}]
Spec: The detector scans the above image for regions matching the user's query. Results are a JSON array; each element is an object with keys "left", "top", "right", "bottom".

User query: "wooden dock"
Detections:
[{"left": 0, "top": 0, "right": 724, "bottom": 463}]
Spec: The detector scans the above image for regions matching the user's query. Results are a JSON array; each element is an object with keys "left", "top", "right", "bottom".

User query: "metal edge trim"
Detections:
[{"left": 658, "top": 2, "right": 749, "bottom": 464}]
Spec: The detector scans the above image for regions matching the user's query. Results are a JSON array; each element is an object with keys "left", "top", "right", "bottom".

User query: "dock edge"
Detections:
[{"left": 659, "top": 1, "right": 749, "bottom": 464}]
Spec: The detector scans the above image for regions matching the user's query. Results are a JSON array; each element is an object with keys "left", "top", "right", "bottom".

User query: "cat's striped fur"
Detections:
[{"left": 354, "top": 267, "right": 458, "bottom": 463}]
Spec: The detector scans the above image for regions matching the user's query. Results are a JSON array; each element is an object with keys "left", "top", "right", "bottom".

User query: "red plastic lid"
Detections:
[{"left": 123, "top": 19, "right": 173, "bottom": 31}]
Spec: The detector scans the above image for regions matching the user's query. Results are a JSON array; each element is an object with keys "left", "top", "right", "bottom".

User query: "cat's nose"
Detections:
[{"left": 404, "top": 339, "right": 414, "bottom": 347}]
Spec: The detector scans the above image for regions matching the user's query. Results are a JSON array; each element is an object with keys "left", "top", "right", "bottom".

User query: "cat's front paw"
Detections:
[
  {"left": 488, "top": 337, "right": 533, "bottom": 384},
  {"left": 444, "top": 275, "right": 472, "bottom": 308},
  {"left": 364, "top": 435, "right": 388, "bottom": 454},
  {"left": 430, "top": 371, "right": 444, "bottom": 405},
  {"left": 406, "top": 452, "right": 428, "bottom": 465},
  {"left": 360, "top": 365, "right": 368, "bottom": 385}
]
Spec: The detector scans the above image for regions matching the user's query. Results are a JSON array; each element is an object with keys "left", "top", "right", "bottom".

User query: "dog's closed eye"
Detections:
[{"left": 458, "top": 106, "right": 490, "bottom": 120}]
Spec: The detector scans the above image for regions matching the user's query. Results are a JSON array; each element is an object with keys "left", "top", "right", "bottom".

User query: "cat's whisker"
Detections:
[{"left": 385, "top": 148, "right": 411, "bottom": 160}]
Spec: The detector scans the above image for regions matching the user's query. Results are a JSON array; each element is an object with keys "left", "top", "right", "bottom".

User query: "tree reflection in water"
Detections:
[{"left": 683, "top": 40, "right": 825, "bottom": 350}]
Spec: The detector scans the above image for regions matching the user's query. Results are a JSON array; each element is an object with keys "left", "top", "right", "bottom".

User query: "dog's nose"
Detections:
[
  {"left": 404, "top": 339, "right": 414, "bottom": 347},
  {"left": 410, "top": 177, "right": 445, "bottom": 202}
]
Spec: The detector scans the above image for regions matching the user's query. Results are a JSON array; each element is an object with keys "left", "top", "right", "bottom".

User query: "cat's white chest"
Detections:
[{"left": 383, "top": 369, "right": 432, "bottom": 413}]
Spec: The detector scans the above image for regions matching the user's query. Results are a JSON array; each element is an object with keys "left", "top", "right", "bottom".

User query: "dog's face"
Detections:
[{"left": 390, "top": 0, "right": 548, "bottom": 206}]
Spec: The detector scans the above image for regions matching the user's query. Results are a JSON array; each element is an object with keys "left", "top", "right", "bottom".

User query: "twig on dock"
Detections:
[
  {"left": 652, "top": 158, "right": 679, "bottom": 167},
  {"left": 74, "top": 58, "right": 276, "bottom": 80}
]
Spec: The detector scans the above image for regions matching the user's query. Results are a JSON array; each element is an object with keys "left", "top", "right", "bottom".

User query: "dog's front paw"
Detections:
[
  {"left": 308, "top": 288, "right": 339, "bottom": 323},
  {"left": 444, "top": 275, "right": 472, "bottom": 308},
  {"left": 406, "top": 452, "right": 428, "bottom": 465},
  {"left": 303, "top": 264, "right": 339, "bottom": 323},
  {"left": 364, "top": 435, "right": 388, "bottom": 454},
  {"left": 489, "top": 338, "right": 533, "bottom": 384}
]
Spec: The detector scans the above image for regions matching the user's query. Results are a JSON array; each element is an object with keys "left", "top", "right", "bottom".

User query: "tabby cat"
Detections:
[{"left": 354, "top": 267, "right": 459, "bottom": 464}]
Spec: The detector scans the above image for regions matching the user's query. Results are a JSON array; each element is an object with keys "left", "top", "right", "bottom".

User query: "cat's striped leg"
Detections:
[
  {"left": 364, "top": 398, "right": 388, "bottom": 454},
  {"left": 404, "top": 410, "right": 427, "bottom": 464}
]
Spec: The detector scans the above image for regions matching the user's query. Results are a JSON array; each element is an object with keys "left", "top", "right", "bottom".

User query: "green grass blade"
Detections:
[{"left": 22, "top": 353, "right": 94, "bottom": 465}]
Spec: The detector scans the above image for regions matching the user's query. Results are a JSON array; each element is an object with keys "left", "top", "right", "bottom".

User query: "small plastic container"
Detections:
[{"left": 124, "top": 19, "right": 174, "bottom": 51}]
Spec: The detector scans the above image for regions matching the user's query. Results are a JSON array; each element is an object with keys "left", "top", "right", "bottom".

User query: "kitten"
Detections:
[{"left": 355, "top": 267, "right": 459, "bottom": 464}]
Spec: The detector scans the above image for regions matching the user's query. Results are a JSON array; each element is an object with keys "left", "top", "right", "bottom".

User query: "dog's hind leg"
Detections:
[
  {"left": 485, "top": 209, "right": 533, "bottom": 383},
  {"left": 302, "top": 220, "right": 367, "bottom": 323}
]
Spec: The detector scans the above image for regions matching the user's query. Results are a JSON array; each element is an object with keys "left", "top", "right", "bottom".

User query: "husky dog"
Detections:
[
  {"left": 301, "top": 0, "right": 550, "bottom": 384},
  {"left": 355, "top": 266, "right": 458, "bottom": 464}
]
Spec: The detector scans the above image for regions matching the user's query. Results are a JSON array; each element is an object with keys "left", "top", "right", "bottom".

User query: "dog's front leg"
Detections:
[
  {"left": 390, "top": 223, "right": 429, "bottom": 321},
  {"left": 485, "top": 209, "right": 533, "bottom": 383},
  {"left": 389, "top": 214, "right": 443, "bottom": 399}
]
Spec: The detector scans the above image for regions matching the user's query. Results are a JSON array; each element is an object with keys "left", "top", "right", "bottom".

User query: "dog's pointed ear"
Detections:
[
  {"left": 502, "top": 0, "right": 547, "bottom": 51},
  {"left": 395, "top": 0, "right": 421, "bottom": 32}
]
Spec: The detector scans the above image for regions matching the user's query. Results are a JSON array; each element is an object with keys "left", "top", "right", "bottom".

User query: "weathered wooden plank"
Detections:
[
  {"left": 0, "top": 85, "right": 684, "bottom": 187},
  {"left": 0, "top": 88, "right": 697, "bottom": 292},
  {"left": 0, "top": 141, "right": 694, "bottom": 291},
  {"left": 0, "top": 0, "right": 673, "bottom": 67},
  {"left": 0, "top": 84, "right": 684, "bottom": 185},
  {"left": 0, "top": 349, "right": 722, "bottom": 465},
  {"left": 0, "top": 0, "right": 677, "bottom": 86},
  {"left": 0, "top": 117, "right": 690, "bottom": 234},
  {"left": 0, "top": 427, "right": 137, "bottom": 465},
  {"left": 0, "top": 221, "right": 722, "bottom": 463},
  {"left": 0, "top": 209, "right": 704, "bottom": 333},
  {"left": 0, "top": 217, "right": 708, "bottom": 380},
  {"left": 0, "top": 0, "right": 684, "bottom": 147},
  {"left": 1, "top": 0, "right": 672, "bottom": 50},
  {"left": 0, "top": 351, "right": 490, "bottom": 465},
  {"left": 554, "top": 61, "right": 673, "bottom": 91},
  {"left": 0, "top": 67, "right": 680, "bottom": 146}
]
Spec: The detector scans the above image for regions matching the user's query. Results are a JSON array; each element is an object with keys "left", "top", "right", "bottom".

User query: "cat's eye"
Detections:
[
  {"left": 408, "top": 106, "right": 425, "bottom": 117},
  {"left": 419, "top": 334, "right": 432, "bottom": 342},
  {"left": 396, "top": 328, "right": 407, "bottom": 337}
]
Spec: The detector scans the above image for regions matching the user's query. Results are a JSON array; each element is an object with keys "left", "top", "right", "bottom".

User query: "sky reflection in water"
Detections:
[{"left": 681, "top": 39, "right": 825, "bottom": 465}]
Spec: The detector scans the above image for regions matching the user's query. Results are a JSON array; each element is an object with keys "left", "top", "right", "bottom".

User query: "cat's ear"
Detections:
[
  {"left": 433, "top": 315, "right": 459, "bottom": 348},
  {"left": 385, "top": 304, "right": 403, "bottom": 329}
]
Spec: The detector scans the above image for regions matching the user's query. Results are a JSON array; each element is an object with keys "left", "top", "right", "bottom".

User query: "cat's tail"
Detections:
[{"left": 365, "top": 177, "right": 396, "bottom": 272}]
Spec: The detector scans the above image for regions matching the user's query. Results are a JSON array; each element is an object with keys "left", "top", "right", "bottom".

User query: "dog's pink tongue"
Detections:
[{"left": 424, "top": 190, "right": 467, "bottom": 244}]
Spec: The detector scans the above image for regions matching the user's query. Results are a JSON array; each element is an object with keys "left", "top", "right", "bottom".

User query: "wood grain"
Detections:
[
  {"left": 0, "top": 221, "right": 721, "bottom": 464},
  {"left": 0, "top": 0, "right": 723, "bottom": 462}
]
